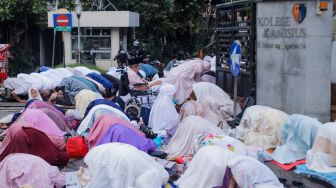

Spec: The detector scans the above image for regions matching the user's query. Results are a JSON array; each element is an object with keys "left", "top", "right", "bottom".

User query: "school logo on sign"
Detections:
[{"left": 292, "top": 3, "right": 306, "bottom": 24}]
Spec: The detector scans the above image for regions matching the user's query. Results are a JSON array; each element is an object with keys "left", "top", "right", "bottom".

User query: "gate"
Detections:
[{"left": 215, "top": 0, "right": 256, "bottom": 97}]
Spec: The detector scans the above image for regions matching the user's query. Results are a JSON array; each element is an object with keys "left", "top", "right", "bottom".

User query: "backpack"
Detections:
[{"left": 119, "top": 71, "right": 130, "bottom": 96}]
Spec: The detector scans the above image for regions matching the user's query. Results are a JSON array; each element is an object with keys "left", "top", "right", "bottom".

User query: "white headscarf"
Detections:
[
  {"left": 56, "top": 68, "right": 74, "bottom": 78},
  {"left": 40, "top": 69, "right": 63, "bottom": 88},
  {"left": 149, "top": 84, "right": 178, "bottom": 132},
  {"left": 28, "top": 87, "right": 43, "bottom": 101},
  {"left": 194, "top": 133, "right": 248, "bottom": 156},
  {"left": 164, "top": 116, "right": 224, "bottom": 160},
  {"left": 272, "top": 114, "right": 321, "bottom": 164},
  {"left": 75, "top": 90, "right": 103, "bottom": 120},
  {"left": 176, "top": 146, "right": 282, "bottom": 188},
  {"left": 84, "top": 143, "right": 169, "bottom": 188},
  {"left": 306, "top": 122, "right": 336, "bottom": 173},
  {"left": 30, "top": 73, "right": 54, "bottom": 91},
  {"left": 17, "top": 73, "right": 44, "bottom": 91},
  {"left": 72, "top": 66, "right": 100, "bottom": 76},
  {"left": 228, "top": 156, "right": 283, "bottom": 188},
  {"left": 192, "top": 82, "right": 240, "bottom": 124},
  {"left": 76, "top": 104, "right": 130, "bottom": 135},
  {"left": 237, "top": 105, "right": 289, "bottom": 150},
  {"left": 164, "top": 58, "right": 210, "bottom": 104},
  {"left": 176, "top": 146, "right": 236, "bottom": 188}
]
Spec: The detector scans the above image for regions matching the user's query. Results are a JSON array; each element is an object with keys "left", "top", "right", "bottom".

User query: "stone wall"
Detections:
[{"left": 256, "top": 0, "right": 333, "bottom": 122}]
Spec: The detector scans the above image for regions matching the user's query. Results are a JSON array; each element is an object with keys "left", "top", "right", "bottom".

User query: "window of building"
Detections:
[{"left": 71, "top": 28, "right": 111, "bottom": 60}]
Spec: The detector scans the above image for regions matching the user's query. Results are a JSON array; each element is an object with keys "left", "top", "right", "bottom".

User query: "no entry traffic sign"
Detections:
[{"left": 53, "top": 14, "right": 72, "bottom": 32}]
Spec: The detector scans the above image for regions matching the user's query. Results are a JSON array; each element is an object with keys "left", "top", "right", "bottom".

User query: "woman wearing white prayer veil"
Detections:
[
  {"left": 148, "top": 84, "right": 178, "bottom": 132},
  {"left": 164, "top": 57, "right": 211, "bottom": 105},
  {"left": 176, "top": 146, "right": 282, "bottom": 188},
  {"left": 176, "top": 146, "right": 236, "bottom": 188},
  {"left": 192, "top": 82, "right": 241, "bottom": 122},
  {"left": 83, "top": 143, "right": 169, "bottom": 188},
  {"left": 76, "top": 104, "right": 130, "bottom": 135},
  {"left": 228, "top": 155, "right": 283, "bottom": 188},
  {"left": 306, "top": 122, "right": 336, "bottom": 173},
  {"left": 164, "top": 116, "right": 224, "bottom": 160},
  {"left": 28, "top": 87, "right": 43, "bottom": 101}
]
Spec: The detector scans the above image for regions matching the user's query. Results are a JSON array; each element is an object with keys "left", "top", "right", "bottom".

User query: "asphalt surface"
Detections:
[
  {"left": 0, "top": 106, "right": 332, "bottom": 187},
  {"left": 266, "top": 162, "right": 330, "bottom": 188}
]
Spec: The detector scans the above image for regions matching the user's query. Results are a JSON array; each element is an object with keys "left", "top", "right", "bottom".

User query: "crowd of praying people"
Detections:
[{"left": 0, "top": 53, "right": 335, "bottom": 188}]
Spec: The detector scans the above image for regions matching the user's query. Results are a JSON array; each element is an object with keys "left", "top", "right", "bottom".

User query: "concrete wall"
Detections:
[{"left": 256, "top": 1, "right": 333, "bottom": 122}]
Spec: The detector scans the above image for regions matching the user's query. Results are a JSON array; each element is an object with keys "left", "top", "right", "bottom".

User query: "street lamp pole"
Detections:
[
  {"left": 75, "top": 0, "right": 82, "bottom": 64},
  {"left": 77, "top": 15, "right": 81, "bottom": 64}
]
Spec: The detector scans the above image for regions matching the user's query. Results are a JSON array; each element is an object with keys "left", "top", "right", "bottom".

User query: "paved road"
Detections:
[
  {"left": 0, "top": 102, "right": 24, "bottom": 118},
  {"left": 0, "top": 110, "right": 18, "bottom": 118},
  {"left": 266, "top": 162, "right": 330, "bottom": 188}
]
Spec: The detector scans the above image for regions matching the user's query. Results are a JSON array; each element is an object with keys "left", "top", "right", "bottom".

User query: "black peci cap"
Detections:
[{"left": 128, "top": 57, "right": 143, "bottom": 66}]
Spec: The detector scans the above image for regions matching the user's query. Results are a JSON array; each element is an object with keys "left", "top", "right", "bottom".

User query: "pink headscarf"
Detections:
[
  {"left": 26, "top": 100, "right": 66, "bottom": 122},
  {"left": 164, "top": 59, "right": 210, "bottom": 104},
  {"left": 16, "top": 109, "right": 66, "bottom": 150},
  {"left": 0, "top": 153, "right": 65, "bottom": 188},
  {"left": 40, "top": 108, "right": 70, "bottom": 132},
  {"left": 87, "top": 114, "right": 145, "bottom": 148}
]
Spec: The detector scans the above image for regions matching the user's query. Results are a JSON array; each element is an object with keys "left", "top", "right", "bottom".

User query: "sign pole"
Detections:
[
  {"left": 229, "top": 40, "right": 241, "bottom": 119},
  {"left": 52, "top": 29, "right": 56, "bottom": 68},
  {"left": 77, "top": 17, "right": 81, "bottom": 64},
  {"left": 51, "top": 10, "right": 72, "bottom": 68},
  {"left": 233, "top": 76, "right": 238, "bottom": 118},
  {"left": 62, "top": 32, "right": 65, "bottom": 68}
]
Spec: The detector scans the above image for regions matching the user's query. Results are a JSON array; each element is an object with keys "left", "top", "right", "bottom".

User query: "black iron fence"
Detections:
[{"left": 215, "top": 0, "right": 256, "bottom": 97}]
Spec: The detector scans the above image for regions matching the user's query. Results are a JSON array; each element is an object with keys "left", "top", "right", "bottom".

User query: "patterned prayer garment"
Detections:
[{"left": 59, "top": 76, "right": 94, "bottom": 104}]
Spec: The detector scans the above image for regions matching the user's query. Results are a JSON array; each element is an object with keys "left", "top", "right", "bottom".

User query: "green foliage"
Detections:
[
  {"left": 117, "top": 0, "right": 207, "bottom": 60},
  {"left": 1, "top": 0, "right": 211, "bottom": 63},
  {"left": 0, "top": 0, "right": 46, "bottom": 23},
  {"left": 8, "top": 45, "right": 35, "bottom": 76},
  {"left": 0, "top": 0, "right": 92, "bottom": 26}
]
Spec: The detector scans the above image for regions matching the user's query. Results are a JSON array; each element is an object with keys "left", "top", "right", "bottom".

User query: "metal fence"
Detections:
[{"left": 215, "top": 0, "right": 256, "bottom": 97}]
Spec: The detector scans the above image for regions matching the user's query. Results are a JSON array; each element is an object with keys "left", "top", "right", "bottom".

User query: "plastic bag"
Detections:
[{"left": 66, "top": 136, "right": 88, "bottom": 158}]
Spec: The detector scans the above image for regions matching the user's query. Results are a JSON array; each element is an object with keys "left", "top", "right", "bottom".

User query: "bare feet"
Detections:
[{"left": 18, "top": 99, "right": 26, "bottom": 103}]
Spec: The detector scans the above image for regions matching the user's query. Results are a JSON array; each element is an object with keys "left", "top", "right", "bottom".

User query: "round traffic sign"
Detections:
[
  {"left": 229, "top": 40, "right": 241, "bottom": 77},
  {"left": 56, "top": 14, "right": 69, "bottom": 27}
]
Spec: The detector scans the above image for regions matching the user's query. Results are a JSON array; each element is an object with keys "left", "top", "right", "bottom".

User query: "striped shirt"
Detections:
[{"left": 59, "top": 76, "right": 95, "bottom": 104}]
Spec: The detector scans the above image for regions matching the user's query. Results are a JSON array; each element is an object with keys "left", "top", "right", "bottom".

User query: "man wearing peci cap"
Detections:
[{"left": 127, "top": 57, "right": 162, "bottom": 90}]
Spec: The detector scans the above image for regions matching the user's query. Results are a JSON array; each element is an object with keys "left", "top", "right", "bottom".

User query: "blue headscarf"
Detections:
[
  {"left": 140, "top": 64, "right": 158, "bottom": 77},
  {"left": 86, "top": 72, "right": 113, "bottom": 89},
  {"left": 83, "top": 99, "right": 124, "bottom": 119},
  {"left": 25, "top": 99, "right": 39, "bottom": 109},
  {"left": 38, "top": 66, "right": 50, "bottom": 73}
]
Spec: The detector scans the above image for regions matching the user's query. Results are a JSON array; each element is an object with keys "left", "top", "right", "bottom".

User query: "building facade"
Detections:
[{"left": 48, "top": 11, "right": 139, "bottom": 70}]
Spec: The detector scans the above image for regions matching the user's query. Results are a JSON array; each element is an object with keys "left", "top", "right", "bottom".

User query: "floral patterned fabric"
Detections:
[{"left": 195, "top": 133, "right": 248, "bottom": 155}]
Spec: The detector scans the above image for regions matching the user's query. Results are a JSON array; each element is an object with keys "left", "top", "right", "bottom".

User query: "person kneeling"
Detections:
[{"left": 127, "top": 57, "right": 162, "bottom": 91}]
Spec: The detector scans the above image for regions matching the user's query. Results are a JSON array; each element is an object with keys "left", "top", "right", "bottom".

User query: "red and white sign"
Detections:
[
  {"left": 56, "top": 14, "right": 70, "bottom": 27},
  {"left": 53, "top": 13, "right": 72, "bottom": 28}
]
